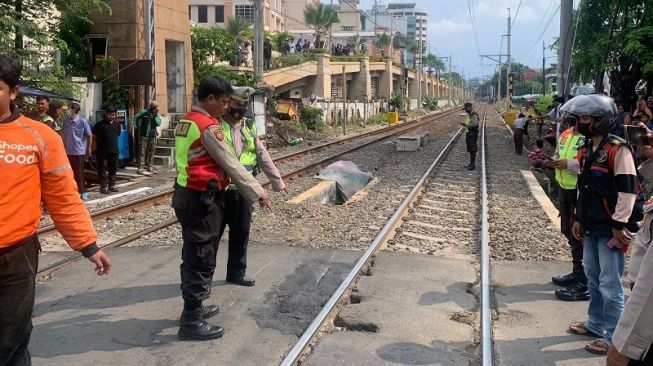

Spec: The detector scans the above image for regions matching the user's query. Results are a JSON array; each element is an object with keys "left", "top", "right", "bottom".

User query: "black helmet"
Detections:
[{"left": 560, "top": 94, "right": 617, "bottom": 134}]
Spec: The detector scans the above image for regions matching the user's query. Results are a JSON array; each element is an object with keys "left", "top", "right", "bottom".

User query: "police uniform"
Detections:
[
  {"left": 463, "top": 108, "right": 480, "bottom": 169},
  {"left": 551, "top": 127, "right": 587, "bottom": 299},
  {"left": 219, "top": 87, "right": 285, "bottom": 285},
  {"left": 173, "top": 105, "right": 265, "bottom": 340}
]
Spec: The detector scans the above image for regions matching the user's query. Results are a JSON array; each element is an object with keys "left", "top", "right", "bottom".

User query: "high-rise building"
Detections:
[
  {"left": 284, "top": 0, "right": 320, "bottom": 31},
  {"left": 326, "top": 0, "right": 363, "bottom": 32},
  {"left": 365, "top": 1, "right": 428, "bottom": 68},
  {"left": 188, "top": 0, "right": 286, "bottom": 32}
]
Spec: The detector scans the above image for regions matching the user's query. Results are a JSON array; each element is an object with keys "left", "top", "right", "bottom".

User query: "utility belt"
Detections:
[
  {"left": 173, "top": 183, "right": 226, "bottom": 205},
  {"left": 245, "top": 164, "right": 260, "bottom": 177}
]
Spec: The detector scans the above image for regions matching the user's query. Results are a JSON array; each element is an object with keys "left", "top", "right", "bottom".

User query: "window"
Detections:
[
  {"left": 188, "top": 6, "right": 191, "bottom": 20},
  {"left": 198, "top": 5, "right": 207, "bottom": 23},
  {"left": 342, "top": 26, "right": 354, "bottom": 31},
  {"left": 235, "top": 5, "right": 255, "bottom": 21},
  {"left": 215, "top": 5, "right": 225, "bottom": 23}
]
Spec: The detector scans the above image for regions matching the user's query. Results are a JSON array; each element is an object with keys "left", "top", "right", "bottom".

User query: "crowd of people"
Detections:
[{"left": 520, "top": 93, "right": 653, "bottom": 364}]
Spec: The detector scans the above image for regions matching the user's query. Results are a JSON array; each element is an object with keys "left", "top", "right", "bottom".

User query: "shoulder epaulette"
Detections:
[{"left": 607, "top": 134, "right": 626, "bottom": 145}]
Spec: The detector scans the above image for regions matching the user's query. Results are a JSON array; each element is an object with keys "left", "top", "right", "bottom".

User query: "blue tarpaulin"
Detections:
[{"left": 19, "top": 84, "right": 79, "bottom": 102}]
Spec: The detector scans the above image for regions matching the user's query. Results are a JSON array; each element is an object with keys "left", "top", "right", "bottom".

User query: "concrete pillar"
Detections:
[
  {"left": 408, "top": 72, "right": 419, "bottom": 100},
  {"left": 421, "top": 75, "right": 428, "bottom": 98},
  {"left": 379, "top": 59, "right": 393, "bottom": 99},
  {"left": 351, "top": 56, "right": 371, "bottom": 101},
  {"left": 314, "top": 54, "right": 332, "bottom": 99}
]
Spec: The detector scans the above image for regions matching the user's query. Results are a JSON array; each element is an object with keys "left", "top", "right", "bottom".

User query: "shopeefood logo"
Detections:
[{"left": 0, "top": 140, "right": 38, "bottom": 165}]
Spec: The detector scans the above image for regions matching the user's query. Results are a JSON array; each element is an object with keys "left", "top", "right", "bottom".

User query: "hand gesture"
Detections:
[
  {"left": 549, "top": 159, "right": 568, "bottom": 169},
  {"left": 572, "top": 221, "right": 583, "bottom": 242},
  {"left": 259, "top": 190, "right": 271, "bottom": 209},
  {"left": 88, "top": 250, "right": 112, "bottom": 276},
  {"left": 612, "top": 228, "right": 633, "bottom": 248}
]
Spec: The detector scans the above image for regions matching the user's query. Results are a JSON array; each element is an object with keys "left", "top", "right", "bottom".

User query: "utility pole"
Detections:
[
  {"left": 558, "top": 0, "right": 573, "bottom": 97},
  {"left": 417, "top": 17, "right": 423, "bottom": 106},
  {"left": 342, "top": 65, "right": 347, "bottom": 135},
  {"left": 448, "top": 55, "right": 452, "bottom": 105},
  {"left": 542, "top": 41, "right": 546, "bottom": 94},
  {"left": 498, "top": 36, "right": 503, "bottom": 101},
  {"left": 254, "top": 0, "right": 264, "bottom": 79},
  {"left": 329, "top": 0, "right": 334, "bottom": 50},
  {"left": 374, "top": 0, "right": 377, "bottom": 29},
  {"left": 461, "top": 68, "right": 465, "bottom": 101},
  {"left": 506, "top": 8, "right": 512, "bottom": 109}
]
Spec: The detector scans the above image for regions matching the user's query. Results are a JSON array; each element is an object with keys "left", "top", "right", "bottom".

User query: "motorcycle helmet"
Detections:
[{"left": 560, "top": 94, "right": 617, "bottom": 134}]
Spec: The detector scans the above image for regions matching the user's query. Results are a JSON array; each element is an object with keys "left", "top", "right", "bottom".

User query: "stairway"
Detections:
[{"left": 152, "top": 113, "right": 184, "bottom": 169}]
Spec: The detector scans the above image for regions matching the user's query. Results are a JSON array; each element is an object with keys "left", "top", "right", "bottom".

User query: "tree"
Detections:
[
  {"left": 376, "top": 33, "right": 391, "bottom": 57},
  {"left": 225, "top": 16, "right": 253, "bottom": 46},
  {"left": 0, "top": 0, "right": 110, "bottom": 92},
  {"left": 272, "top": 31, "right": 294, "bottom": 52},
  {"left": 303, "top": 3, "right": 339, "bottom": 49},
  {"left": 422, "top": 54, "right": 445, "bottom": 77},
  {"left": 570, "top": 0, "right": 653, "bottom": 110},
  {"left": 347, "top": 34, "right": 365, "bottom": 55}
]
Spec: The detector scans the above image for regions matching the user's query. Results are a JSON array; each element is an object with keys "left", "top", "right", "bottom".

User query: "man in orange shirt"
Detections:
[{"left": 0, "top": 55, "right": 112, "bottom": 365}]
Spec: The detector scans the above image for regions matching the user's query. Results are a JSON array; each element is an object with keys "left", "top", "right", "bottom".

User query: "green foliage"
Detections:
[
  {"left": 191, "top": 25, "right": 238, "bottom": 70},
  {"left": 309, "top": 48, "right": 327, "bottom": 54},
  {"left": 97, "top": 57, "right": 128, "bottom": 108},
  {"left": 421, "top": 96, "right": 438, "bottom": 111},
  {"left": 375, "top": 33, "right": 391, "bottom": 57},
  {"left": 422, "top": 54, "right": 446, "bottom": 75},
  {"left": 270, "top": 53, "right": 315, "bottom": 70},
  {"left": 272, "top": 31, "right": 294, "bottom": 52},
  {"left": 299, "top": 105, "right": 325, "bottom": 132},
  {"left": 304, "top": 3, "right": 339, "bottom": 48},
  {"left": 389, "top": 93, "right": 402, "bottom": 111},
  {"left": 194, "top": 63, "right": 258, "bottom": 89},
  {"left": 534, "top": 94, "right": 554, "bottom": 115},
  {"left": 367, "top": 112, "right": 388, "bottom": 124},
  {"left": 225, "top": 16, "right": 253, "bottom": 44},
  {"left": 59, "top": 5, "right": 94, "bottom": 77},
  {"left": 0, "top": 0, "right": 109, "bottom": 92}
]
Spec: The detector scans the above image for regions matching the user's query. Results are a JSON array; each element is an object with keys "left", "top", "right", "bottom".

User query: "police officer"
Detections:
[
  {"left": 460, "top": 102, "right": 480, "bottom": 170},
  {"left": 549, "top": 114, "right": 588, "bottom": 301},
  {"left": 173, "top": 76, "right": 270, "bottom": 341},
  {"left": 564, "top": 94, "right": 643, "bottom": 355},
  {"left": 220, "top": 87, "right": 286, "bottom": 287}
]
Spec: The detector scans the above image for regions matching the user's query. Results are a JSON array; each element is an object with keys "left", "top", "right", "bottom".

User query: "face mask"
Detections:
[
  {"left": 228, "top": 108, "right": 245, "bottom": 120},
  {"left": 577, "top": 123, "right": 593, "bottom": 137}
]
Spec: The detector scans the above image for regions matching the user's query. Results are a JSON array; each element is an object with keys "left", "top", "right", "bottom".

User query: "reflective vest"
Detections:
[
  {"left": 222, "top": 118, "right": 258, "bottom": 174},
  {"left": 464, "top": 112, "right": 479, "bottom": 133},
  {"left": 555, "top": 127, "right": 584, "bottom": 190},
  {"left": 174, "top": 110, "right": 230, "bottom": 191}
]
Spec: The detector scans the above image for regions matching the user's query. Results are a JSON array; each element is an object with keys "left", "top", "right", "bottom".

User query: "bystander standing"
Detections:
[
  {"left": 62, "top": 102, "right": 92, "bottom": 200},
  {"left": 93, "top": 106, "right": 121, "bottom": 194}
]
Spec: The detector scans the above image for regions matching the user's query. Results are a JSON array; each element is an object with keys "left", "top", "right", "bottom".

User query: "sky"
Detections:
[{"left": 354, "top": 0, "right": 564, "bottom": 79}]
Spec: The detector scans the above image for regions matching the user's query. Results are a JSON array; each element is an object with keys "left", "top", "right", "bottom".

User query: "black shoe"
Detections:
[
  {"left": 226, "top": 276, "right": 255, "bottom": 287},
  {"left": 178, "top": 308, "right": 224, "bottom": 341},
  {"left": 555, "top": 283, "right": 590, "bottom": 301},
  {"left": 179, "top": 305, "right": 220, "bottom": 323},
  {"left": 108, "top": 186, "right": 119, "bottom": 192},
  {"left": 552, "top": 273, "right": 580, "bottom": 287},
  {"left": 467, "top": 163, "right": 476, "bottom": 171},
  {"left": 100, "top": 187, "right": 110, "bottom": 194}
]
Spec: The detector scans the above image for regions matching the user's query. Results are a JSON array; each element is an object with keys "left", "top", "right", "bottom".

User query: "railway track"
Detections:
[
  {"left": 37, "top": 107, "right": 462, "bottom": 276},
  {"left": 280, "top": 106, "right": 493, "bottom": 365}
]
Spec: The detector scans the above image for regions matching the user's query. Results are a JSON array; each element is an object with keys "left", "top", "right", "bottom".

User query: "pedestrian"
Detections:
[
  {"left": 647, "top": 95, "right": 653, "bottom": 112},
  {"left": 633, "top": 99, "right": 652, "bottom": 121},
  {"left": 172, "top": 76, "right": 270, "bottom": 341},
  {"left": 548, "top": 120, "right": 587, "bottom": 301},
  {"left": 513, "top": 113, "right": 526, "bottom": 155},
  {"left": 611, "top": 103, "right": 631, "bottom": 138},
  {"left": 220, "top": 87, "right": 286, "bottom": 287},
  {"left": 528, "top": 139, "right": 548, "bottom": 169},
  {"left": 303, "top": 39, "right": 310, "bottom": 53},
  {"left": 549, "top": 96, "right": 565, "bottom": 139},
  {"left": 32, "top": 95, "right": 59, "bottom": 132},
  {"left": 535, "top": 110, "right": 544, "bottom": 137},
  {"left": 295, "top": 39, "right": 302, "bottom": 54},
  {"left": 460, "top": 102, "right": 479, "bottom": 170},
  {"left": 93, "top": 106, "right": 122, "bottom": 194},
  {"left": 607, "top": 131, "right": 653, "bottom": 364},
  {"left": 133, "top": 101, "right": 161, "bottom": 175},
  {"left": 62, "top": 102, "right": 93, "bottom": 200},
  {"left": 263, "top": 39, "right": 272, "bottom": 71},
  {"left": 0, "top": 54, "right": 112, "bottom": 366},
  {"left": 564, "top": 94, "right": 643, "bottom": 356}
]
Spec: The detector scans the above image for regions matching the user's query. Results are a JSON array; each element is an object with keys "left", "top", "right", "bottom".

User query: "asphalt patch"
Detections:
[{"left": 254, "top": 259, "right": 351, "bottom": 336}]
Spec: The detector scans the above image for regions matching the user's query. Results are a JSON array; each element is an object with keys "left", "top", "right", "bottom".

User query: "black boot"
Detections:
[
  {"left": 178, "top": 305, "right": 220, "bottom": 324},
  {"left": 552, "top": 272, "right": 579, "bottom": 287},
  {"left": 555, "top": 282, "right": 590, "bottom": 301},
  {"left": 109, "top": 185, "right": 119, "bottom": 193},
  {"left": 226, "top": 276, "right": 256, "bottom": 287},
  {"left": 467, "top": 163, "right": 476, "bottom": 171},
  {"left": 178, "top": 308, "right": 224, "bottom": 341},
  {"left": 100, "top": 184, "right": 110, "bottom": 194}
]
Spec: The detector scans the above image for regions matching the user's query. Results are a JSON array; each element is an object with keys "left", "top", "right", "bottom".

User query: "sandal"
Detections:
[
  {"left": 584, "top": 339, "right": 610, "bottom": 356},
  {"left": 568, "top": 322, "right": 600, "bottom": 337}
]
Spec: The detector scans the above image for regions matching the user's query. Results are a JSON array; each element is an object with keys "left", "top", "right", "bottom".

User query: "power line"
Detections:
[
  {"left": 520, "top": 4, "right": 560, "bottom": 65},
  {"left": 467, "top": 0, "right": 481, "bottom": 55},
  {"left": 519, "top": 0, "right": 556, "bottom": 59},
  {"left": 511, "top": 0, "right": 522, "bottom": 28}
]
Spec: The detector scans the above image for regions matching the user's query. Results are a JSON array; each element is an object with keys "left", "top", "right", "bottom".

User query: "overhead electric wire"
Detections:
[
  {"left": 519, "top": 0, "right": 556, "bottom": 59},
  {"left": 519, "top": 4, "right": 560, "bottom": 66},
  {"left": 467, "top": 0, "right": 481, "bottom": 55},
  {"left": 511, "top": 0, "right": 522, "bottom": 28}
]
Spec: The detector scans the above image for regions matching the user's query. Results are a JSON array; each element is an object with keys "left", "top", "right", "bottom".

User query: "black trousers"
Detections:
[
  {"left": 558, "top": 186, "right": 586, "bottom": 281},
  {"left": 172, "top": 186, "right": 225, "bottom": 306},
  {"left": 67, "top": 155, "right": 86, "bottom": 194},
  {"left": 96, "top": 152, "right": 118, "bottom": 188},
  {"left": 630, "top": 345, "right": 653, "bottom": 365},
  {"left": 465, "top": 130, "right": 478, "bottom": 153},
  {"left": 218, "top": 190, "right": 253, "bottom": 279},
  {"left": 0, "top": 236, "right": 40, "bottom": 366}
]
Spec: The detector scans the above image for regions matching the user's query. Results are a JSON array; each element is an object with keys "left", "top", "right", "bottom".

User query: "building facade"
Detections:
[
  {"left": 284, "top": 0, "right": 320, "bottom": 31},
  {"left": 188, "top": 0, "right": 287, "bottom": 32},
  {"left": 327, "top": 0, "right": 362, "bottom": 32},
  {"left": 89, "top": 0, "right": 194, "bottom": 114}
]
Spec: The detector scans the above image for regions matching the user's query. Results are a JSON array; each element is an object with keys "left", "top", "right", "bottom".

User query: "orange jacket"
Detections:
[{"left": 0, "top": 113, "right": 97, "bottom": 250}]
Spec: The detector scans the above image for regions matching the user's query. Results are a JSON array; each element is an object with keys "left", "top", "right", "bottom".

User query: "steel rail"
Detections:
[
  {"left": 480, "top": 110, "right": 493, "bottom": 365},
  {"left": 37, "top": 218, "right": 179, "bottom": 277},
  {"left": 279, "top": 124, "right": 465, "bottom": 366}
]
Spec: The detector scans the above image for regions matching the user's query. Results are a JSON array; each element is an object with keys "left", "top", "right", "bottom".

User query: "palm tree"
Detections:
[
  {"left": 225, "top": 16, "right": 253, "bottom": 65},
  {"left": 406, "top": 39, "right": 421, "bottom": 69},
  {"left": 347, "top": 34, "right": 366, "bottom": 55},
  {"left": 304, "top": 3, "right": 339, "bottom": 49},
  {"left": 423, "top": 54, "right": 445, "bottom": 77},
  {"left": 376, "top": 33, "right": 391, "bottom": 57}
]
